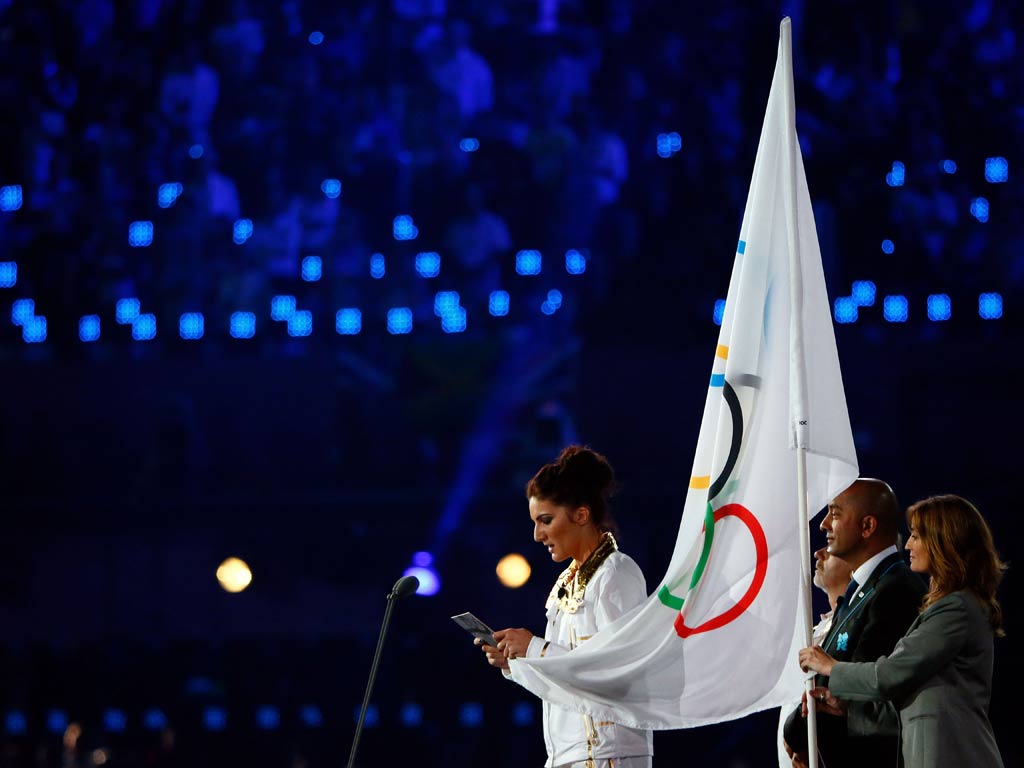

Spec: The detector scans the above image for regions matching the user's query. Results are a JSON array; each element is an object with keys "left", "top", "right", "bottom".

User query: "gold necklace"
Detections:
[{"left": 547, "top": 532, "right": 618, "bottom": 614}]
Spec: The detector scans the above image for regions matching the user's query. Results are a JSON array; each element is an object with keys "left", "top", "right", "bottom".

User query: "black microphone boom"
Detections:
[
  {"left": 391, "top": 574, "right": 420, "bottom": 599},
  {"left": 346, "top": 574, "right": 420, "bottom": 768}
]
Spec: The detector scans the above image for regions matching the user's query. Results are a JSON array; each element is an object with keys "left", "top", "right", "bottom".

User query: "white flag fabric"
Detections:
[{"left": 506, "top": 18, "right": 859, "bottom": 729}]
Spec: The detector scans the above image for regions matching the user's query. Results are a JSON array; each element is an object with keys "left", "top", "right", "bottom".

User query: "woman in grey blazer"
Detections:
[{"left": 798, "top": 494, "right": 1006, "bottom": 768}]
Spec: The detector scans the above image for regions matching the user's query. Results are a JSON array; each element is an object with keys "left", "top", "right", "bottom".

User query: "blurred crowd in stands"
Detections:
[{"left": 2, "top": 0, "right": 1021, "bottom": 356}]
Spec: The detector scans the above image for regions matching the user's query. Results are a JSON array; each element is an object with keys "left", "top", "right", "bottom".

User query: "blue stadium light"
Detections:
[
  {"left": 116, "top": 298, "right": 141, "bottom": 324},
  {"left": 459, "top": 137, "right": 480, "bottom": 152},
  {"left": 515, "top": 250, "right": 542, "bottom": 275},
  {"left": 489, "top": 290, "right": 510, "bottom": 317},
  {"left": 851, "top": 280, "right": 877, "bottom": 306},
  {"left": 0, "top": 261, "right": 16, "bottom": 287},
  {"left": 387, "top": 307, "right": 413, "bottom": 334},
  {"left": 881, "top": 239, "right": 895, "bottom": 254},
  {"left": 128, "top": 220, "right": 154, "bottom": 247},
  {"left": 0, "top": 185, "right": 23, "bottom": 211},
  {"left": 299, "top": 705, "right": 323, "bottom": 728},
  {"left": 23, "top": 316, "right": 46, "bottom": 343},
  {"left": 46, "top": 710, "right": 68, "bottom": 734},
  {"left": 415, "top": 251, "right": 441, "bottom": 278},
  {"left": 413, "top": 551, "right": 433, "bottom": 567},
  {"left": 459, "top": 703, "right": 484, "bottom": 728},
  {"left": 11, "top": 298, "right": 34, "bottom": 326},
  {"left": 883, "top": 295, "right": 909, "bottom": 323},
  {"left": 979, "top": 292, "right": 1003, "bottom": 320},
  {"left": 434, "top": 291, "right": 460, "bottom": 317},
  {"left": 885, "top": 160, "right": 905, "bottom": 187},
  {"left": 942, "top": 159, "right": 957, "bottom": 174},
  {"left": 103, "top": 709, "right": 127, "bottom": 733},
  {"left": 546, "top": 289, "right": 563, "bottom": 309},
  {"left": 370, "top": 253, "right": 385, "bottom": 279},
  {"left": 271, "top": 295, "right": 297, "bottom": 321},
  {"left": 927, "top": 294, "right": 951, "bottom": 321},
  {"left": 288, "top": 310, "right": 313, "bottom": 337},
  {"left": 203, "top": 707, "right": 226, "bottom": 731},
  {"left": 713, "top": 299, "right": 726, "bottom": 326},
  {"left": 400, "top": 703, "right": 423, "bottom": 727},
  {"left": 231, "top": 311, "right": 256, "bottom": 338},
  {"left": 189, "top": 144, "right": 204, "bottom": 159},
  {"left": 133, "top": 314, "right": 157, "bottom": 340},
  {"left": 179, "top": 312, "right": 204, "bottom": 339},
  {"left": 656, "top": 135, "right": 671, "bottom": 158},
  {"left": 320, "top": 178, "right": 341, "bottom": 198},
  {"left": 255, "top": 706, "right": 280, "bottom": 731},
  {"left": 142, "top": 708, "right": 167, "bottom": 731},
  {"left": 233, "top": 218, "right": 254, "bottom": 244},
  {"left": 656, "top": 132, "right": 682, "bottom": 158},
  {"left": 302, "top": 255, "right": 322, "bottom": 281},
  {"left": 565, "top": 249, "right": 586, "bottom": 275},
  {"left": 513, "top": 702, "right": 535, "bottom": 727},
  {"left": 984, "top": 156, "right": 1008, "bottom": 183},
  {"left": 393, "top": 215, "right": 419, "bottom": 241},
  {"left": 308, "top": 30, "right": 324, "bottom": 45},
  {"left": 157, "top": 182, "right": 183, "bottom": 208},
  {"left": 441, "top": 306, "right": 466, "bottom": 333},
  {"left": 336, "top": 308, "right": 362, "bottom": 335},
  {"left": 4, "top": 711, "right": 27, "bottom": 735},
  {"left": 833, "top": 297, "right": 858, "bottom": 324},
  {"left": 969, "top": 197, "right": 990, "bottom": 223},
  {"left": 353, "top": 705, "right": 378, "bottom": 728},
  {"left": 403, "top": 565, "right": 440, "bottom": 595},
  {"left": 541, "top": 295, "right": 559, "bottom": 315}
]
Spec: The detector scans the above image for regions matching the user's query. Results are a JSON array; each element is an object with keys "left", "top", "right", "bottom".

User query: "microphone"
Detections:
[
  {"left": 391, "top": 575, "right": 420, "bottom": 599},
  {"left": 346, "top": 574, "right": 419, "bottom": 768}
]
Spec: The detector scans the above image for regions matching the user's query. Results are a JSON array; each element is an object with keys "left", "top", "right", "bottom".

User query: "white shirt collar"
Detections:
[{"left": 851, "top": 544, "right": 899, "bottom": 589}]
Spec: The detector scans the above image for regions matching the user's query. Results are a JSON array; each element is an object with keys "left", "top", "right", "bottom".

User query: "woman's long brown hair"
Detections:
[{"left": 907, "top": 494, "right": 1007, "bottom": 635}]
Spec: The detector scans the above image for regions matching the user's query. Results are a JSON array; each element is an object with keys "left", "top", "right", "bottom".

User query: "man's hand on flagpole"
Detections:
[
  {"left": 798, "top": 645, "right": 836, "bottom": 676},
  {"left": 783, "top": 740, "right": 811, "bottom": 768},
  {"left": 801, "top": 687, "right": 847, "bottom": 717}
]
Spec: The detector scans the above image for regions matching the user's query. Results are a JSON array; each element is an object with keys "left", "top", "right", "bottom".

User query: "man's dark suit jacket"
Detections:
[{"left": 784, "top": 551, "right": 926, "bottom": 768}]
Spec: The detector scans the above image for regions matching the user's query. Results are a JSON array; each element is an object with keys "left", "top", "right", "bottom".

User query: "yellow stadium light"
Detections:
[
  {"left": 496, "top": 553, "right": 531, "bottom": 588},
  {"left": 216, "top": 557, "right": 253, "bottom": 593}
]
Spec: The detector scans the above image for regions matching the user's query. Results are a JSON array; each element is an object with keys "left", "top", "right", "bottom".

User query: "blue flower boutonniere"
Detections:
[{"left": 836, "top": 632, "right": 849, "bottom": 652}]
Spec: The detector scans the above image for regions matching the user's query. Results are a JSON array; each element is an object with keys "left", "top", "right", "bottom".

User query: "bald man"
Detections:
[{"left": 784, "top": 479, "right": 926, "bottom": 768}]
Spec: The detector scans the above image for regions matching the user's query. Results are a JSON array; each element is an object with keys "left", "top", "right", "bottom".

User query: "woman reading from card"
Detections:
[{"left": 477, "top": 445, "right": 653, "bottom": 768}]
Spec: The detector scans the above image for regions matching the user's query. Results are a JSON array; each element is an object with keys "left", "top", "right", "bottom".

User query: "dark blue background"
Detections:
[{"left": 1, "top": 0, "right": 1020, "bottom": 765}]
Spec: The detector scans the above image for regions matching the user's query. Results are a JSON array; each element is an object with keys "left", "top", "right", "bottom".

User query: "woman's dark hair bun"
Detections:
[
  {"left": 554, "top": 445, "right": 617, "bottom": 498},
  {"left": 526, "top": 445, "right": 619, "bottom": 533}
]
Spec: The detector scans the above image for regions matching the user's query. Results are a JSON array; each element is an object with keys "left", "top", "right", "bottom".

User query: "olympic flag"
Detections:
[{"left": 506, "top": 18, "right": 859, "bottom": 729}]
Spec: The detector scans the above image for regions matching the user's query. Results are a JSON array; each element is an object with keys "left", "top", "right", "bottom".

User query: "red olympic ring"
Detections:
[{"left": 674, "top": 503, "right": 769, "bottom": 638}]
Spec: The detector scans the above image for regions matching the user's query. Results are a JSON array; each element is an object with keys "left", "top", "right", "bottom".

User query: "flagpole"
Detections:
[
  {"left": 795, "top": 446, "right": 818, "bottom": 768},
  {"left": 779, "top": 17, "right": 819, "bottom": 768}
]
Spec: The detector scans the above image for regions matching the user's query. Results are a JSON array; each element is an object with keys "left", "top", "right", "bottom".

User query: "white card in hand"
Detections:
[{"left": 451, "top": 612, "right": 497, "bottom": 647}]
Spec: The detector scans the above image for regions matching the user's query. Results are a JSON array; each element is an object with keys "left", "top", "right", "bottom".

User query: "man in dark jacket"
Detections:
[{"left": 784, "top": 478, "right": 926, "bottom": 768}]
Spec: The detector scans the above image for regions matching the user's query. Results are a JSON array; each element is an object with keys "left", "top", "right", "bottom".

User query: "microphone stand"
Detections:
[{"left": 346, "top": 576, "right": 418, "bottom": 768}]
